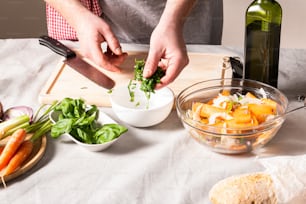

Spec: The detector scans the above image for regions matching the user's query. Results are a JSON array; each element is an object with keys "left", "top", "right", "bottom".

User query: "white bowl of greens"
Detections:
[
  {"left": 109, "top": 83, "right": 174, "bottom": 127},
  {"left": 49, "top": 98, "right": 128, "bottom": 152},
  {"left": 109, "top": 59, "right": 174, "bottom": 127}
]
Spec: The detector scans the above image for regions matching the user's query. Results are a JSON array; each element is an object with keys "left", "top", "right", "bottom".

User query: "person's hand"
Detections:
[
  {"left": 75, "top": 11, "right": 127, "bottom": 72},
  {"left": 143, "top": 22, "right": 189, "bottom": 89}
]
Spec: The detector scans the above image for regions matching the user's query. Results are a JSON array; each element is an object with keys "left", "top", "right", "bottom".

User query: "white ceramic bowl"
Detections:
[
  {"left": 109, "top": 84, "right": 174, "bottom": 127},
  {"left": 49, "top": 110, "right": 124, "bottom": 152}
]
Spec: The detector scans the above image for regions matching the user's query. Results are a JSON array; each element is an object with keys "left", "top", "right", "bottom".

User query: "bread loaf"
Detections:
[{"left": 209, "top": 172, "right": 277, "bottom": 204}]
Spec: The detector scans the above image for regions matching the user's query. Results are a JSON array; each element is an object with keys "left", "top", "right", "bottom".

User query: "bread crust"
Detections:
[{"left": 209, "top": 172, "right": 277, "bottom": 204}]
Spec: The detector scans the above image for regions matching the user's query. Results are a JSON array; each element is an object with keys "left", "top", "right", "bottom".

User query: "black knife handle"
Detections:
[{"left": 39, "top": 35, "right": 76, "bottom": 59}]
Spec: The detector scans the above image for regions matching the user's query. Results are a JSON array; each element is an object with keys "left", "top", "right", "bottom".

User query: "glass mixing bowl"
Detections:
[{"left": 176, "top": 78, "right": 288, "bottom": 154}]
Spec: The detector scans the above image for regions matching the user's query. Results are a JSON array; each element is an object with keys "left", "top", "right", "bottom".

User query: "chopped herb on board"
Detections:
[{"left": 128, "top": 59, "right": 165, "bottom": 105}]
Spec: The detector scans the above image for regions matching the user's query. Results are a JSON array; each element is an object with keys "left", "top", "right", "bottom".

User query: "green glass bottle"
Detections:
[{"left": 244, "top": 0, "right": 282, "bottom": 88}]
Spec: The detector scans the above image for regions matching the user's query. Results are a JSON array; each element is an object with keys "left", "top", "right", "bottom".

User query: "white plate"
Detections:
[{"left": 49, "top": 110, "right": 122, "bottom": 152}]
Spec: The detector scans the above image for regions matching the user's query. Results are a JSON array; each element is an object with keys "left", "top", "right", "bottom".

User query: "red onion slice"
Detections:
[{"left": 3, "top": 106, "right": 33, "bottom": 122}]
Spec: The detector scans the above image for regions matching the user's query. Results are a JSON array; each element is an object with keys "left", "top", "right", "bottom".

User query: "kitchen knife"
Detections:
[{"left": 39, "top": 35, "right": 115, "bottom": 89}]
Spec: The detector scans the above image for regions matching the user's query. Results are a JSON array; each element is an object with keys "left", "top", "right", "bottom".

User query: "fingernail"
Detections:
[
  {"left": 143, "top": 69, "right": 151, "bottom": 78},
  {"left": 115, "top": 47, "right": 122, "bottom": 55}
]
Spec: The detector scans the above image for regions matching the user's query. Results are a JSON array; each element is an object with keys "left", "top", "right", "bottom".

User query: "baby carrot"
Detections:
[
  {"left": 0, "top": 146, "right": 4, "bottom": 155},
  {"left": 2, "top": 140, "right": 33, "bottom": 176},
  {"left": 0, "top": 129, "right": 26, "bottom": 171}
]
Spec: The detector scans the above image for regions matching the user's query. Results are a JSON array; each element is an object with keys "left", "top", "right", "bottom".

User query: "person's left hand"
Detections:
[{"left": 143, "top": 22, "right": 189, "bottom": 89}]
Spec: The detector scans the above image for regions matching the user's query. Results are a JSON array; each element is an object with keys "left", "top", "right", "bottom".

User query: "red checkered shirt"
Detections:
[{"left": 46, "top": 0, "right": 102, "bottom": 40}]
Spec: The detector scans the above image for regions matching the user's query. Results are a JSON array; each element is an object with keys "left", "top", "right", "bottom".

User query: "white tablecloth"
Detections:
[{"left": 0, "top": 39, "right": 306, "bottom": 204}]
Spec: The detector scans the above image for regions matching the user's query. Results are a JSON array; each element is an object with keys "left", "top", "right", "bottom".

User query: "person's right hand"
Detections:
[{"left": 75, "top": 11, "right": 127, "bottom": 72}]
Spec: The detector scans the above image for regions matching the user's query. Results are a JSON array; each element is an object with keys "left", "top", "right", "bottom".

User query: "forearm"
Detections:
[{"left": 160, "top": 0, "right": 197, "bottom": 29}]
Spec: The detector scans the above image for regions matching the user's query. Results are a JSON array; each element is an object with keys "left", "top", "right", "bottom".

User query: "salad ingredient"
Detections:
[
  {"left": 0, "top": 102, "right": 3, "bottom": 120},
  {"left": 93, "top": 124, "right": 128, "bottom": 143},
  {"left": 189, "top": 90, "right": 278, "bottom": 129},
  {"left": 0, "top": 102, "right": 58, "bottom": 182},
  {"left": 185, "top": 89, "right": 282, "bottom": 153},
  {"left": 0, "top": 101, "right": 57, "bottom": 140},
  {"left": 50, "top": 98, "right": 128, "bottom": 144},
  {"left": 128, "top": 80, "right": 136, "bottom": 102},
  {"left": 3, "top": 106, "right": 33, "bottom": 121},
  {"left": 27, "top": 101, "right": 59, "bottom": 142},
  {"left": 0, "top": 146, "right": 4, "bottom": 154},
  {"left": 2, "top": 140, "right": 33, "bottom": 177},
  {"left": 0, "top": 115, "right": 30, "bottom": 140},
  {"left": 0, "top": 129, "right": 26, "bottom": 171},
  {"left": 130, "top": 59, "right": 165, "bottom": 100}
]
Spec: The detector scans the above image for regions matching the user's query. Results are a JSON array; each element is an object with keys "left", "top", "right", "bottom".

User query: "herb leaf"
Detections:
[
  {"left": 133, "top": 59, "right": 165, "bottom": 100},
  {"left": 50, "top": 98, "right": 128, "bottom": 144}
]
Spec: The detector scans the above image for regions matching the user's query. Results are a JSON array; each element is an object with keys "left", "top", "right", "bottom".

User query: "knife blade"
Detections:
[{"left": 39, "top": 35, "right": 115, "bottom": 89}]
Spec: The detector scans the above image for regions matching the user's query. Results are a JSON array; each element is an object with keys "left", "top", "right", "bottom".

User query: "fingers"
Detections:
[
  {"left": 144, "top": 45, "right": 189, "bottom": 89},
  {"left": 75, "top": 14, "right": 127, "bottom": 72},
  {"left": 143, "top": 49, "right": 161, "bottom": 78},
  {"left": 102, "top": 26, "right": 123, "bottom": 56},
  {"left": 155, "top": 58, "right": 187, "bottom": 89},
  {"left": 84, "top": 42, "right": 121, "bottom": 72},
  {"left": 105, "top": 46, "right": 128, "bottom": 67},
  {"left": 84, "top": 41, "right": 128, "bottom": 72},
  {"left": 96, "top": 27, "right": 125, "bottom": 71}
]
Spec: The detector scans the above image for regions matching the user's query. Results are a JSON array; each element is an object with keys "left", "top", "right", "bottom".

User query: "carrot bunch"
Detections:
[
  {"left": 0, "top": 129, "right": 33, "bottom": 187},
  {"left": 0, "top": 101, "right": 58, "bottom": 187}
]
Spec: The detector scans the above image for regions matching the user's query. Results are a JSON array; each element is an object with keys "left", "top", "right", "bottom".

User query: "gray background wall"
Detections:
[
  {"left": 0, "top": 0, "right": 305, "bottom": 48},
  {"left": 0, "top": 0, "right": 46, "bottom": 38}
]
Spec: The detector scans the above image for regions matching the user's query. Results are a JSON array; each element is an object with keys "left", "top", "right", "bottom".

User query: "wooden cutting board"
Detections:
[{"left": 39, "top": 51, "right": 233, "bottom": 107}]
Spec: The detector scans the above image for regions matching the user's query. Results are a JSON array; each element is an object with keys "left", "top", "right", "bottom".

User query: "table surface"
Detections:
[{"left": 1, "top": 39, "right": 306, "bottom": 204}]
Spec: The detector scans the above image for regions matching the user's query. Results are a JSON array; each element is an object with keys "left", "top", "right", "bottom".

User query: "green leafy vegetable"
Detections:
[
  {"left": 94, "top": 124, "right": 127, "bottom": 143},
  {"left": 132, "top": 59, "right": 165, "bottom": 100},
  {"left": 50, "top": 98, "right": 128, "bottom": 144},
  {"left": 128, "top": 80, "right": 137, "bottom": 102}
]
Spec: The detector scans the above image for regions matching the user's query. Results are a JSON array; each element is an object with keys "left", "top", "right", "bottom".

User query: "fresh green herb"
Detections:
[
  {"left": 128, "top": 80, "right": 137, "bottom": 102},
  {"left": 133, "top": 59, "right": 165, "bottom": 100},
  {"left": 93, "top": 124, "right": 127, "bottom": 143},
  {"left": 127, "top": 59, "right": 165, "bottom": 108},
  {"left": 50, "top": 98, "right": 128, "bottom": 144}
]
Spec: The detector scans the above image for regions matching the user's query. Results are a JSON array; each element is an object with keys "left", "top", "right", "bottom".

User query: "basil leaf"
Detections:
[
  {"left": 94, "top": 124, "right": 128, "bottom": 144},
  {"left": 51, "top": 118, "right": 73, "bottom": 138},
  {"left": 51, "top": 98, "right": 128, "bottom": 144},
  {"left": 75, "top": 128, "right": 94, "bottom": 144}
]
